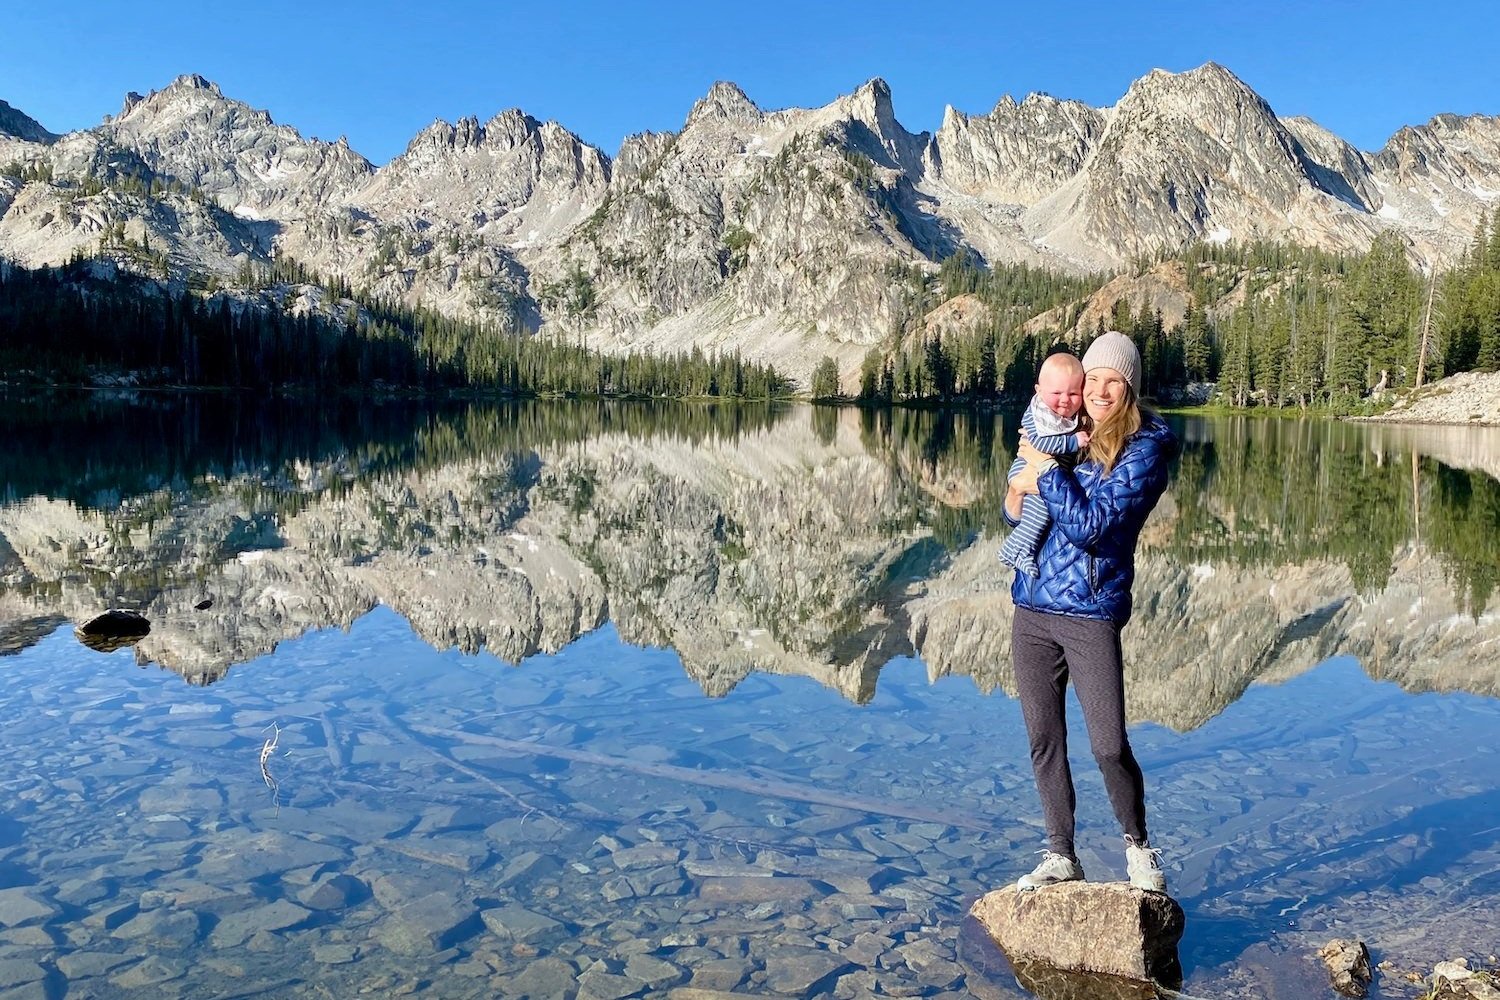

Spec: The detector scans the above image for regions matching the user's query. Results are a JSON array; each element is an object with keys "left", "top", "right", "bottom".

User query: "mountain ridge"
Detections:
[{"left": 2, "top": 63, "right": 1498, "bottom": 385}]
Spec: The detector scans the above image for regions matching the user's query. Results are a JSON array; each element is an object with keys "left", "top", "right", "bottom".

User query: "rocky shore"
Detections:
[{"left": 1355, "top": 371, "right": 1500, "bottom": 426}]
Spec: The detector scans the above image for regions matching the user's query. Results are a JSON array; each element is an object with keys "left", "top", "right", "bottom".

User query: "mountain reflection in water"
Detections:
[
  {"left": 2, "top": 393, "right": 1500, "bottom": 999},
  {"left": 1, "top": 394, "right": 1497, "bottom": 725}
]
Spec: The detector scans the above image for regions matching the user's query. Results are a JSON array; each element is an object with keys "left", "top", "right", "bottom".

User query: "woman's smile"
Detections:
[{"left": 1085, "top": 369, "right": 1128, "bottom": 421}]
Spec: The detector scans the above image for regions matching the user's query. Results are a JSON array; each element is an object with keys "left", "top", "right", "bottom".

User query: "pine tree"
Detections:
[
  {"left": 974, "top": 330, "right": 998, "bottom": 399},
  {"left": 858, "top": 349, "right": 881, "bottom": 401},
  {"left": 810, "top": 356, "right": 841, "bottom": 400},
  {"left": 1181, "top": 301, "right": 1211, "bottom": 383}
]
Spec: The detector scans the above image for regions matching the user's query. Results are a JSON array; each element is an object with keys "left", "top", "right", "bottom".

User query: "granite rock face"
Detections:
[
  {"left": 929, "top": 94, "right": 1107, "bottom": 207},
  {"left": 969, "top": 882, "right": 1184, "bottom": 983},
  {"left": 0, "top": 100, "right": 56, "bottom": 143},
  {"left": 102, "top": 74, "right": 375, "bottom": 222},
  {"left": 1031, "top": 63, "right": 1373, "bottom": 267}
]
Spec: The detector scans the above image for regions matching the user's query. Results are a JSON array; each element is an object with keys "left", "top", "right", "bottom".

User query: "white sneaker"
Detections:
[
  {"left": 1125, "top": 840, "right": 1167, "bottom": 893},
  {"left": 1016, "top": 851, "right": 1085, "bottom": 891}
]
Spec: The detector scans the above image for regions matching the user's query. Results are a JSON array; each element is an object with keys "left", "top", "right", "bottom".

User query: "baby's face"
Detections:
[{"left": 1037, "top": 367, "right": 1084, "bottom": 418}]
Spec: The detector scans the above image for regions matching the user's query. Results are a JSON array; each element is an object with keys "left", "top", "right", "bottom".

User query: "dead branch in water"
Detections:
[
  {"left": 259, "top": 722, "right": 282, "bottom": 816},
  {"left": 410, "top": 723, "right": 995, "bottom": 832},
  {"left": 373, "top": 713, "right": 568, "bottom": 827}
]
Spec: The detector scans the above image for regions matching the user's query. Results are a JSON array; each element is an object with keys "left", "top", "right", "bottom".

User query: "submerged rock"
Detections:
[
  {"left": 1430, "top": 959, "right": 1500, "bottom": 1000},
  {"left": 1319, "top": 938, "right": 1373, "bottom": 997},
  {"left": 969, "top": 882, "right": 1183, "bottom": 984},
  {"left": 0, "top": 616, "right": 65, "bottom": 657},
  {"left": 1010, "top": 955, "right": 1171, "bottom": 1000},
  {"left": 74, "top": 609, "right": 151, "bottom": 652}
]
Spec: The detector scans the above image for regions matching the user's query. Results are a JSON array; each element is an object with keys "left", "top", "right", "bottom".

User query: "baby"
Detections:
[{"left": 998, "top": 352, "right": 1090, "bottom": 577}]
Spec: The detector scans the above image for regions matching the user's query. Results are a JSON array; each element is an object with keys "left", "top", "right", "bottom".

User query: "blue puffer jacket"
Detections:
[{"left": 1007, "top": 414, "right": 1178, "bottom": 625}]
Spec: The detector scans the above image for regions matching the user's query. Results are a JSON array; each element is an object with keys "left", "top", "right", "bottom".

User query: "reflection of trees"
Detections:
[
  {"left": 0, "top": 396, "right": 793, "bottom": 683},
  {"left": 857, "top": 407, "right": 1013, "bottom": 551},
  {"left": 1426, "top": 465, "right": 1500, "bottom": 618},
  {"left": 1164, "top": 422, "right": 1409, "bottom": 593},
  {"left": 1148, "top": 418, "right": 1496, "bottom": 615},
  {"left": 0, "top": 393, "right": 789, "bottom": 512},
  {"left": 856, "top": 408, "right": 1497, "bottom": 620}
]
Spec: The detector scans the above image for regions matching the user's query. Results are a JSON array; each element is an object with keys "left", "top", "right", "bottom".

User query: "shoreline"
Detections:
[{"left": 1348, "top": 370, "right": 1500, "bottom": 428}]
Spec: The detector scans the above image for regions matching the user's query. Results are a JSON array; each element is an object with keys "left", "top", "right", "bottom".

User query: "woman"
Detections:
[{"left": 1001, "top": 331, "right": 1178, "bottom": 893}]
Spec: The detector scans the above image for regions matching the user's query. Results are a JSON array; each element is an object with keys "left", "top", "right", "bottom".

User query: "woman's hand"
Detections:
[
  {"left": 1007, "top": 437, "right": 1058, "bottom": 519},
  {"left": 1017, "top": 437, "right": 1050, "bottom": 468},
  {"left": 1005, "top": 482, "right": 1027, "bottom": 521},
  {"left": 1010, "top": 459, "right": 1043, "bottom": 495}
]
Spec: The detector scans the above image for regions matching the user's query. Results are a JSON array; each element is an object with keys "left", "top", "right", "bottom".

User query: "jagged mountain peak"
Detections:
[
  {"left": 89, "top": 74, "right": 375, "bottom": 222},
  {"left": 488, "top": 107, "right": 536, "bottom": 130},
  {"left": 1040, "top": 60, "right": 1371, "bottom": 265},
  {"left": 0, "top": 99, "right": 56, "bottom": 143},
  {"left": 113, "top": 73, "right": 272, "bottom": 130},
  {"left": 1100, "top": 61, "right": 1303, "bottom": 166},
  {"left": 842, "top": 77, "right": 898, "bottom": 129},
  {"left": 408, "top": 114, "right": 487, "bottom": 152},
  {"left": 1137, "top": 60, "right": 1238, "bottom": 86},
  {"left": 1379, "top": 111, "right": 1500, "bottom": 154},
  {"left": 1370, "top": 112, "right": 1500, "bottom": 235},
  {"left": 169, "top": 73, "right": 222, "bottom": 95},
  {"left": 931, "top": 88, "right": 1107, "bottom": 207},
  {"left": 114, "top": 73, "right": 223, "bottom": 118},
  {"left": 685, "top": 81, "right": 762, "bottom": 128},
  {"left": 1116, "top": 61, "right": 1273, "bottom": 118},
  {"left": 350, "top": 102, "right": 609, "bottom": 264},
  {"left": 814, "top": 76, "right": 927, "bottom": 174},
  {"left": 943, "top": 90, "right": 1087, "bottom": 128},
  {"left": 399, "top": 108, "right": 602, "bottom": 162}
]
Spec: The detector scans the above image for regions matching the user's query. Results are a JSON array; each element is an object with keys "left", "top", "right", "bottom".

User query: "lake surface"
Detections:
[{"left": 1, "top": 393, "right": 1497, "bottom": 999}]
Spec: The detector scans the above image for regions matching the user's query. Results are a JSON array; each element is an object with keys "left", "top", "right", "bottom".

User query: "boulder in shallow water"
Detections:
[
  {"left": 969, "top": 882, "right": 1183, "bottom": 984},
  {"left": 74, "top": 610, "right": 151, "bottom": 652},
  {"left": 1318, "top": 938, "right": 1373, "bottom": 997},
  {"left": 1430, "top": 959, "right": 1500, "bottom": 1000}
]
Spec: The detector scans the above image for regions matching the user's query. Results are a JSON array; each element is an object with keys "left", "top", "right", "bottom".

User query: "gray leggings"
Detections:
[{"left": 1011, "top": 607, "right": 1148, "bottom": 858}]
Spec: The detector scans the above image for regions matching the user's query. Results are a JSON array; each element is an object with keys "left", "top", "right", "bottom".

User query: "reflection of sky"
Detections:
[{"left": 5, "top": 607, "right": 1497, "bottom": 997}]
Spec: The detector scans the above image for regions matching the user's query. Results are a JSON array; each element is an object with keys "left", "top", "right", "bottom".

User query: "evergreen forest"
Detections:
[
  {"left": 845, "top": 214, "right": 1500, "bottom": 411},
  {"left": 0, "top": 257, "right": 791, "bottom": 400}
]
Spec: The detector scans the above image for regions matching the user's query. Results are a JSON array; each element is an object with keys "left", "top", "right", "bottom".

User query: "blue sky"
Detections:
[{"left": 3, "top": 0, "right": 1496, "bottom": 165}]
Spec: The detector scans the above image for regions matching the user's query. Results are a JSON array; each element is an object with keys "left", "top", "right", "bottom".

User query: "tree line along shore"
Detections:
[{"left": 3, "top": 213, "right": 1499, "bottom": 417}]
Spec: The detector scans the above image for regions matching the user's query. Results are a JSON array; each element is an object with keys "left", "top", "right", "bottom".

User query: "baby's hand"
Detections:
[{"left": 1075, "top": 430, "right": 1091, "bottom": 448}]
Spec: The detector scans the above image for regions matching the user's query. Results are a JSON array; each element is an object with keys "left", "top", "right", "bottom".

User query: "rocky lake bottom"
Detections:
[{"left": 1, "top": 606, "right": 1497, "bottom": 1000}]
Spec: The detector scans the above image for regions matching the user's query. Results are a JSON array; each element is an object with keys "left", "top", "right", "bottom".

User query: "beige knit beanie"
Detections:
[{"left": 1081, "top": 331, "right": 1141, "bottom": 395}]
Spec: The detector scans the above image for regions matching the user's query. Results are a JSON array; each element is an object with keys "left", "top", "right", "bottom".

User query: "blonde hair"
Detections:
[{"left": 1085, "top": 385, "right": 1147, "bottom": 474}]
